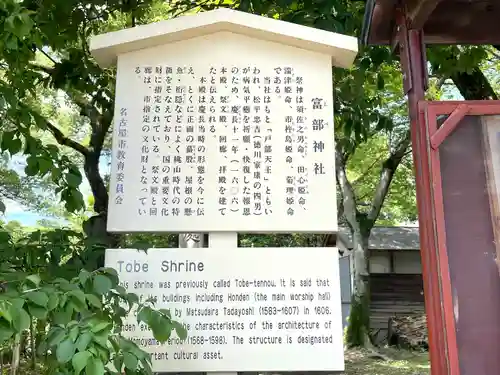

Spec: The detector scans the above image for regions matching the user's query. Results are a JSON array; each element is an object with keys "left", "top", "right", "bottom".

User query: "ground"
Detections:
[{"left": 345, "top": 348, "right": 430, "bottom": 375}]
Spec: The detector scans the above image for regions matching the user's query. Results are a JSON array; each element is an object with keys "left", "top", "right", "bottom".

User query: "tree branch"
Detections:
[
  {"left": 451, "top": 67, "right": 498, "bottom": 100},
  {"left": 33, "top": 111, "right": 90, "bottom": 157},
  {"left": 28, "top": 63, "right": 108, "bottom": 137},
  {"left": 4, "top": 82, "right": 90, "bottom": 157},
  {"left": 37, "top": 48, "right": 58, "bottom": 66},
  {"left": 66, "top": 90, "right": 103, "bottom": 127},
  {"left": 336, "top": 148, "right": 360, "bottom": 232},
  {"left": 351, "top": 155, "right": 385, "bottom": 187},
  {"left": 366, "top": 128, "right": 411, "bottom": 225}
]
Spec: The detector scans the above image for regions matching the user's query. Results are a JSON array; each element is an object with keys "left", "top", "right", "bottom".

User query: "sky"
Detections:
[{"left": 3, "top": 156, "right": 110, "bottom": 226}]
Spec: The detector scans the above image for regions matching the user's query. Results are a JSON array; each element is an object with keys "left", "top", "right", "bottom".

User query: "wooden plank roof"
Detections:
[{"left": 362, "top": 0, "right": 500, "bottom": 45}]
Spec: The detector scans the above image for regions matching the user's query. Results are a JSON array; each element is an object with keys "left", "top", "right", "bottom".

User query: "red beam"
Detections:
[
  {"left": 398, "top": 17, "right": 451, "bottom": 373},
  {"left": 407, "top": 0, "right": 443, "bottom": 29},
  {"left": 430, "top": 104, "right": 469, "bottom": 149}
]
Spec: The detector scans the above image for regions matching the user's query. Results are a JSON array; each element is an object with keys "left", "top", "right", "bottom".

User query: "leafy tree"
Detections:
[{"left": 0, "top": 223, "right": 187, "bottom": 375}]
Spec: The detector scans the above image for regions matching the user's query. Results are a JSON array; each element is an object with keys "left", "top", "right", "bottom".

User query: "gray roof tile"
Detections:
[{"left": 337, "top": 226, "right": 420, "bottom": 250}]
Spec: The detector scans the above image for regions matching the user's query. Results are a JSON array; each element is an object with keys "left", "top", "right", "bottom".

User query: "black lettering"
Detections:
[
  {"left": 118, "top": 260, "right": 149, "bottom": 273},
  {"left": 248, "top": 335, "right": 283, "bottom": 344},
  {"left": 161, "top": 260, "right": 204, "bottom": 272},
  {"left": 203, "top": 350, "right": 223, "bottom": 360}
]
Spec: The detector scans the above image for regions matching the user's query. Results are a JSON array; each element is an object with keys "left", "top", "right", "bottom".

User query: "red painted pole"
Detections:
[{"left": 396, "top": 12, "right": 453, "bottom": 375}]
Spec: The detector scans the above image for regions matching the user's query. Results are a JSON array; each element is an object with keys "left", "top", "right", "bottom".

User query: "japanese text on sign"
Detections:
[{"left": 108, "top": 33, "right": 336, "bottom": 232}]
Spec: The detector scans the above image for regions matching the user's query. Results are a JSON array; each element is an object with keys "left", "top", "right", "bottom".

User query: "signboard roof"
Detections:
[{"left": 90, "top": 8, "right": 358, "bottom": 68}]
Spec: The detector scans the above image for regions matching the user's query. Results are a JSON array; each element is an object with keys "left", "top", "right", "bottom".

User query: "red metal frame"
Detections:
[{"left": 420, "top": 100, "right": 500, "bottom": 375}]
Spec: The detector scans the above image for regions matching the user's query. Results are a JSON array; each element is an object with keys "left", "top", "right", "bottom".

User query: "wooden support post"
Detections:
[
  {"left": 395, "top": 8, "right": 452, "bottom": 375},
  {"left": 209, "top": 233, "right": 237, "bottom": 375}
]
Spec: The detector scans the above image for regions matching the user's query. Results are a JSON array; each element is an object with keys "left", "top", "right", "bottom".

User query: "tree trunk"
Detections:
[
  {"left": 336, "top": 130, "right": 410, "bottom": 348},
  {"left": 82, "top": 151, "right": 118, "bottom": 267},
  {"left": 450, "top": 68, "right": 498, "bottom": 100},
  {"left": 345, "top": 227, "right": 372, "bottom": 347},
  {"left": 9, "top": 335, "right": 20, "bottom": 375},
  {"left": 83, "top": 151, "right": 109, "bottom": 215}
]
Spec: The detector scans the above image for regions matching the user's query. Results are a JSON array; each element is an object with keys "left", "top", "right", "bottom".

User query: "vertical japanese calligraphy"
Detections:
[
  {"left": 108, "top": 33, "right": 337, "bottom": 232},
  {"left": 114, "top": 107, "right": 128, "bottom": 206}
]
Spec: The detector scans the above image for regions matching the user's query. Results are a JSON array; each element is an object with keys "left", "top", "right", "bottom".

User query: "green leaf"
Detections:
[
  {"left": 123, "top": 352, "right": 138, "bottom": 370},
  {"left": 69, "top": 290, "right": 87, "bottom": 307},
  {"left": 56, "top": 338, "right": 76, "bottom": 364},
  {"left": 68, "top": 301, "right": 82, "bottom": 313},
  {"left": 114, "top": 285, "right": 127, "bottom": 295},
  {"left": 69, "top": 326, "right": 79, "bottom": 342},
  {"left": 1, "top": 131, "right": 14, "bottom": 151},
  {"left": 0, "top": 302, "right": 12, "bottom": 322},
  {"left": 10, "top": 298, "right": 24, "bottom": 310},
  {"left": 66, "top": 171, "right": 82, "bottom": 187},
  {"left": 47, "top": 328, "right": 66, "bottom": 347},
  {"left": 24, "top": 157, "right": 39, "bottom": 176},
  {"left": 126, "top": 293, "right": 139, "bottom": 306},
  {"left": 25, "top": 291, "right": 48, "bottom": 307},
  {"left": 28, "top": 305, "right": 48, "bottom": 320},
  {"left": 75, "top": 331, "right": 93, "bottom": 351},
  {"left": 137, "top": 306, "right": 153, "bottom": 325},
  {"left": 37, "top": 158, "right": 52, "bottom": 175},
  {"left": 12, "top": 11, "right": 34, "bottom": 37},
  {"left": 91, "top": 321, "right": 111, "bottom": 334},
  {"left": 377, "top": 73, "right": 385, "bottom": 90},
  {"left": 140, "top": 357, "right": 152, "bottom": 374},
  {"left": 52, "top": 306, "right": 72, "bottom": 325},
  {"left": 47, "top": 294, "right": 59, "bottom": 311},
  {"left": 149, "top": 311, "right": 173, "bottom": 342},
  {"left": 172, "top": 320, "right": 188, "bottom": 340},
  {"left": 102, "top": 268, "right": 119, "bottom": 286},
  {"left": 113, "top": 354, "right": 123, "bottom": 372},
  {"left": 79, "top": 270, "right": 91, "bottom": 285},
  {"left": 92, "top": 275, "right": 112, "bottom": 295},
  {"left": 95, "top": 345, "right": 110, "bottom": 363},
  {"left": 85, "top": 294, "right": 102, "bottom": 309},
  {"left": 159, "top": 308, "right": 171, "bottom": 318},
  {"left": 51, "top": 168, "right": 62, "bottom": 182},
  {"left": 86, "top": 356, "right": 105, "bottom": 375},
  {"left": 0, "top": 200, "right": 5, "bottom": 214},
  {"left": 108, "top": 336, "right": 120, "bottom": 352},
  {"left": 72, "top": 351, "right": 91, "bottom": 375},
  {"left": 12, "top": 308, "right": 30, "bottom": 332},
  {"left": 92, "top": 333, "right": 108, "bottom": 348},
  {"left": 25, "top": 274, "right": 41, "bottom": 287},
  {"left": 9, "top": 138, "right": 22, "bottom": 154},
  {"left": 0, "top": 321, "right": 14, "bottom": 343}
]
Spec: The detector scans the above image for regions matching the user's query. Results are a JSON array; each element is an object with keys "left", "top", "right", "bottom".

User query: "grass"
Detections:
[{"left": 344, "top": 348, "right": 430, "bottom": 375}]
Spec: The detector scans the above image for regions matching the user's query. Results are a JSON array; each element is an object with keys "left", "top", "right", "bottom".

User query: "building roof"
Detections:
[
  {"left": 334, "top": 226, "right": 420, "bottom": 250},
  {"left": 90, "top": 8, "right": 358, "bottom": 68},
  {"left": 362, "top": 0, "right": 500, "bottom": 45}
]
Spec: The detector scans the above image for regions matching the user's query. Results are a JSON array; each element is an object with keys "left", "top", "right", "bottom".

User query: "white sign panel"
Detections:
[
  {"left": 108, "top": 31, "right": 337, "bottom": 233},
  {"left": 105, "top": 247, "right": 344, "bottom": 372}
]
